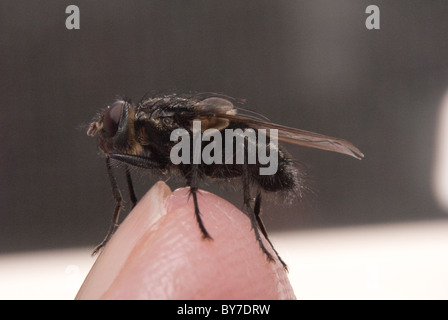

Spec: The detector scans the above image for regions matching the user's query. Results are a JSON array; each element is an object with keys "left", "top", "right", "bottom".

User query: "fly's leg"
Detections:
[
  {"left": 254, "top": 191, "right": 288, "bottom": 270},
  {"left": 92, "top": 157, "right": 124, "bottom": 256},
  {"left": 242, "top": 161, "right": 275, "bottom": 263},
  {"left": 125, "top": 165, "right": 137, "bottom": 209},
  {"left": 92, "top": 155, "right": 160, "bottom": 255},
  {"left": 187, "top": 164, "right": 212, "bottom": 240}
]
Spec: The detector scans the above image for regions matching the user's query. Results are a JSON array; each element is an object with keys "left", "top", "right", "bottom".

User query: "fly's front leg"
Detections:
[
  {"left": 125, "top": 165, "right": 137, "bottom": 209},
  {"left": 93, "top": 155, "right": 160, "bottom": 255},
  {"left": 92, "top": 157, "right": 124, "bottom": 256}
]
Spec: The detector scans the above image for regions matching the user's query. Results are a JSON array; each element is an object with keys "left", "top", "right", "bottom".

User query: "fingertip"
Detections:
[
  {"left": 75, "top": 181, "right": 172, "bottom": 299},
  {"left": 77, "top": 182, "right": 295, "bottom": 300}
]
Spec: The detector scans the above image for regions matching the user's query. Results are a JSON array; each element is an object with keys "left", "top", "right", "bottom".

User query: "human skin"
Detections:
[{"left": 75, "top": 181, "right": 295, "bottom": 299}]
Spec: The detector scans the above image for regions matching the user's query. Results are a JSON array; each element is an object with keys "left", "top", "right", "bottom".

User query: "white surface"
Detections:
[
  {"left": 274, "top": 220, "right": 448, "bottom": 300},
  {"left": 0, "top": 248, "right": 94, "bottom": 300},
  {"left": 1, "top": 220, "right": 448, "bottom": 299}
]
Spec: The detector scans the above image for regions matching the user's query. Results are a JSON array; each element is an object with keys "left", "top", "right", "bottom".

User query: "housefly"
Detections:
[{"left": 87, "top": 92, "right": 364, "bottom": 268}]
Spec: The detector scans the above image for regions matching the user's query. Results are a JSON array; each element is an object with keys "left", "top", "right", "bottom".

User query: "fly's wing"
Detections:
[
  {"left": 193, "top": 97, "right": 364, "bottom": 160},
  {"left": 223, "top": 114, "right": 364, "bottom": 160}
]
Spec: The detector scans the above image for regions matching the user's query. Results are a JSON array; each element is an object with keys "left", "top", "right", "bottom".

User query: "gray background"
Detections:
[{"left": 1, "top": 0, "right": 447, "bottom": 252}]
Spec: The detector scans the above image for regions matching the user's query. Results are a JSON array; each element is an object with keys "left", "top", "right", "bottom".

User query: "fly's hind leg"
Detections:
[
  {"left": 242, "top": 161, "right": 276, "bottom": 263},
  {"left": 243, "top": 159, "right": 287, "bottom": 269},
  {"left": 254, "top": 191, "right": 288, "bottom": 270}
]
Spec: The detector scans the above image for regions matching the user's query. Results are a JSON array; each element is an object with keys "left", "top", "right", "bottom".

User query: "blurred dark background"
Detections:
[{"left": 1, "top": 0, "right": 447, "bottom": 253}]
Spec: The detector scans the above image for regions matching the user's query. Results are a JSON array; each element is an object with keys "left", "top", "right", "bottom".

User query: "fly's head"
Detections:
[{"left": 87, "top": 100, "right": 144, "bottom": 157}]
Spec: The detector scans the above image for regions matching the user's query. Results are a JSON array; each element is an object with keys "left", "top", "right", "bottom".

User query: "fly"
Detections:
[{"left": 87, "top": 92, "right": 364, "bottom": 268}]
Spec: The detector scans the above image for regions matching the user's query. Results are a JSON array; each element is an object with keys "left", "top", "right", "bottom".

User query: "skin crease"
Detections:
[{"left": 75, "top": 181, "right": 295, "bottom": 300}]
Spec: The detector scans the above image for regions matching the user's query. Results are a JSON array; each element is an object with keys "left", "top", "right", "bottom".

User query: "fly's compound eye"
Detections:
[{"left": 103, "top": 100, "right": 124, "bottom": 136}]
